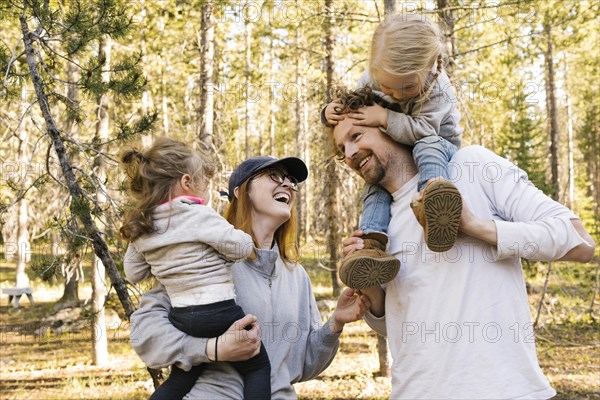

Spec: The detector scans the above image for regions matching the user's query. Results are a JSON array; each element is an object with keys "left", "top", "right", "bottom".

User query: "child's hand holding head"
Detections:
[
  {"left": 346, "top": 102, "right": 388, "bottom": 129},
  {"left": 325, "top": 100, "right": 345, "bottom": 126}
]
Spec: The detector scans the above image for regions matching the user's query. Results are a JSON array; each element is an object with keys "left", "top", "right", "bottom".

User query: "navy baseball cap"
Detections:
[{"left": 226, "top": 156, "right": 308, "bottom": 201}]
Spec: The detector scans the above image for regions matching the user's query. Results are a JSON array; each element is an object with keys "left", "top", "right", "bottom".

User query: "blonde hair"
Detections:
[
  {"left": 224, "top": 175, "right": 300, "bottom": 265},
  {"left": 369, "top": 14, "right": 445, "bottom": 106},
  {"left": 120, "top": 137, "right": 216, "bottom": 241}
]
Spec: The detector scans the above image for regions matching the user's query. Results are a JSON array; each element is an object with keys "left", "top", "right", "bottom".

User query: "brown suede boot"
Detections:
[
  {"left": 338, "top": 232, "right": 400, "bottom": 289},
  {"left": 410, "top": 178, "right": 463, "bottom": 252}
]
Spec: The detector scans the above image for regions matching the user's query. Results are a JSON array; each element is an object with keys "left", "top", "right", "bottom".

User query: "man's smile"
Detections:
[{"left": 358, "top": 155, "right": 371, "bottom": 170}]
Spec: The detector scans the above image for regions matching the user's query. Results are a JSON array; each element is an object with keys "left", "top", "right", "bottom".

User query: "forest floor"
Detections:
[{"left": 0, "top": 259, "right": 598, "bottom": 399}]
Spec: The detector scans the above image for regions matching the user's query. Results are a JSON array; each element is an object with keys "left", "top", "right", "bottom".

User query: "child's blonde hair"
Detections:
[
  {"left": 369, "top": 14, "right": 445, "bottom": 105},
  {"left": 120, "top": 137, "right": 215, "bottom": 241}
]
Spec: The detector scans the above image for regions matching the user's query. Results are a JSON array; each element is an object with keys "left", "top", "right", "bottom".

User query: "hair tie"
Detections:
[{"left": 431, "top": 54, "right": 443, "bottom": 81}]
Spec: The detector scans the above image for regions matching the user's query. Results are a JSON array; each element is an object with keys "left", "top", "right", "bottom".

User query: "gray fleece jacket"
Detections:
[
  {"left": 130, "top": 245, "right": 341, "bottom": 399},
  {"left": 124, "top": 196, "right": 254, "bottom": 306},
  {"left": 322, "top": 69, "right": 463, "bottom": 148},
  {"left": 356, "top": 69, "right": 463, "bottom": 147}
]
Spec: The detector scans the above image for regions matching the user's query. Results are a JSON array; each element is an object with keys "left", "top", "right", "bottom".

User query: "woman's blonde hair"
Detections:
[
  {"left": 369, "top": 14, "right": 445, "bottom": 105},
  {"left": 224, "top": 174, "right": 300, "bottom": 265},
  {"left": 120, "top": 137, "right": 215, "bottom": 241}
]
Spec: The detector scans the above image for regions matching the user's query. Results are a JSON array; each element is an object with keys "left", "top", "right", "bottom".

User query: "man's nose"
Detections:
[{"left": 345, "top": 142, "right": 358, "bottom": 159}]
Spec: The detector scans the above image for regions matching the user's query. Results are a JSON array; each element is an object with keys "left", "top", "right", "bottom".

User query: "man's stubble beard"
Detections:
[
  {"left": 363, "top": 145, "right": 408, "bottom": 190},
  {"left": 362, "top": 153, "right": 387, "bottom": 185}
]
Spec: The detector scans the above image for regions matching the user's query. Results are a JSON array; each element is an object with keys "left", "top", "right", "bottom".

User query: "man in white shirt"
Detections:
[{"left": 331, "top": 87, "right": 595, "bottom": 399}]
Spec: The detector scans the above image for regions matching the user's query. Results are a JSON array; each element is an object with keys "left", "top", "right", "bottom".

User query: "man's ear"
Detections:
[{"left": 233, "top": 186, "right": 239, "bottom": 199}]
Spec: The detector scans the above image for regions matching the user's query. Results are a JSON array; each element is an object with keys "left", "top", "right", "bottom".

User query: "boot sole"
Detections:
[
  {"left": 340, "top": 256, "right": 400, "bottom": 289},
  {"left": 423, "top": 181, "right": 463, "bottom": 252}
]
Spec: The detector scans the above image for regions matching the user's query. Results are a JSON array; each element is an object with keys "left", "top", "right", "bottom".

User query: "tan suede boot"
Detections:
[
  {"left": 410, "top": 178, "right": 463, "bottom": 252},
  {"left": 338, "top": 232, "right": 400, "bottom": 289}
]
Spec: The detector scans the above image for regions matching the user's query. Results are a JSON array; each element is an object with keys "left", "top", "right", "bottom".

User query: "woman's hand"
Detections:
[
  {"left": 325, "top": 101, "right": 345, "bottom": 126},
  {"left": 341, "top": 230, "right": 386, "bottom": 318},
  {"left": 208, "top": 314, "right": 261, "bottom": 362},
  {"left": 330, "top": 288, "right": 371, "bottom": 333}
]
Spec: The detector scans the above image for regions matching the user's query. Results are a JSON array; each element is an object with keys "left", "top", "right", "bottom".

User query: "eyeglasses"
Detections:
[{"left": 262, "top": 169, "right": 300, "bottom": 191}]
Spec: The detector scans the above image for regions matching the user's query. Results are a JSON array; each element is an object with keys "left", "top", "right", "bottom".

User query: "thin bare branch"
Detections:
[
  {"left": 63, "top": 137, "right": 121, "bottom": 163},
  {"left": 454, "top": 32, "right": 535, "bottom": 57},
  {"left": 1, "top": 41, "right": 26, "bottom": 96}
]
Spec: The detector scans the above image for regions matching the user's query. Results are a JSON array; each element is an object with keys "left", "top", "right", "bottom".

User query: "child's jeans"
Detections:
[
  {"left": 359, "top": 136, "right": 459, "bottom": 235},
  {"left": 413, "top": 136, "right": 459, "bottom": 192},
  {"left": 150, "top": 299, "right": 271, "bottom": 400}
]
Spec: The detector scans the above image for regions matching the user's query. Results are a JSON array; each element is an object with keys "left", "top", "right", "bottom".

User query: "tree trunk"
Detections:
[
  {"left": 373, "top": 0, "right": 398, "bottom": 379},
  {"left": 92, "top": 256, "right": 108, "bottom": 366},
  {"left": 244, "top": 21, "right": 252, "bottom": 159},
  {"left": 55, "top": 61, "right": 81, "bottom": 306},
  {"left": 302, "top": 94, "right": 311, "bottom": 241},
  {"left": 20, "top": 6, "right": 163, "bottom": 386},
  {"left": 140, "top": 0, "right": 154, "bottom": 148},
  {"left": 269, "top": 35, "right": 275, "bottom": 155},
  {"left": 16, "top": 84, "right": 31, "bottom": 288},
  {"left": 293, "top": 28, "right": 304, "bottom": 240},
  {"left": 544, "top": 22, "right": 559, "bottom": 201},
  {"left": 197, "top": 0, "right": 214, "bottom": 152},
  {"left": 91, "top": 35, "right": 111, "bottom": 367},
  {"left": 384, "top": 0, "right": 396, "bottom": 15},
  {"left": 20, "top": 10, "right": 136, "bottom": 319},
  {"left": 15, "top": 198, "right": 30, "bottom": 288},
  {"left": 377, "top": 334, "right": 390, "bottom": 376},
  {"left": 161, "top": 60, "right": 170, "bottom": 135},
  {"left": 54, "top": 228, "right": 80, "bottom": 306},
  {"left": 437, "top": 0, "right": 456, "bottom": 76},
  {"left": 61, "top": 267, "right": 80, "bottom": 304},
  {"left": 324, "top": 0, "right": 340, "bottom": 297},
  {"left": 564, "top": 58, "right": 575, "bottom": 209}
]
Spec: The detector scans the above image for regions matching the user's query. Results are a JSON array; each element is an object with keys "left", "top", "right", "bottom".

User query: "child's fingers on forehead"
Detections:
[{"left": 346, "top": 114, "right": 366, "bottom": 123}]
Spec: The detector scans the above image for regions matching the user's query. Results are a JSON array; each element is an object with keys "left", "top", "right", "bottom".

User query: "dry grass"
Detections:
[{"left": 1, "top": 259, "right": 599, "bottom": 399}]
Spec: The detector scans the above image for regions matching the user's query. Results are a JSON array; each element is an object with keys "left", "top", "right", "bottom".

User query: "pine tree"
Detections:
[{"left": 4, "top": 0, "right": 159, "bottom": 381}]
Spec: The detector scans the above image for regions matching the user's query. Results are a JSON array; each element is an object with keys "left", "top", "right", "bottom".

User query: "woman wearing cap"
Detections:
[{"left": 130, "top": 155, "right": 370, "bottom": 399}]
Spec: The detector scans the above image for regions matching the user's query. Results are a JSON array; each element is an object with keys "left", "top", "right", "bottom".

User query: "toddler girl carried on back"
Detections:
[{"left": 323, "top": 14, "right": 463, "bottom": 289}]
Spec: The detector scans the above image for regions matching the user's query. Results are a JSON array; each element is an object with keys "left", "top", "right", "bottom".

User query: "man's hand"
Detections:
[
  {"left": 330, "top": 288, "right": 371, "bottom": 333},
  {"left": 342, "top": 229, "right": 365, "bottom": 257},
  {"left": 348, "top": 103, "right": 388, "bottom": 129},
  {"left": 458, "top": 201, "right": 497, "bottom": 246},
  {"left": 208, "top": 314, "right": 261, "bottom": 362},
  {"left": 325, "top": 101, "right": 345, "bottom": 126},
  {"left": 341, "top": 230, "right": 386, "bottom": 318},
  {"left": 558, "top": 219, "right": 595, "bottom": 262}
]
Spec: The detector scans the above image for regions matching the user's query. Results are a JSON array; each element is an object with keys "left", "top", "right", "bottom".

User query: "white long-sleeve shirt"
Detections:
[{"left": 366, "top": 146, "right": 588, "bottom": 399}]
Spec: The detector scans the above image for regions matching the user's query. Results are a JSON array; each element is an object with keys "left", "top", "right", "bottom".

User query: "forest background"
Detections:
[{"left": 0, "top": 0, "right": 598, "bottom": 399}]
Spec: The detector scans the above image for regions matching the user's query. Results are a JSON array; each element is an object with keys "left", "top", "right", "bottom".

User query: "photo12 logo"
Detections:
[{"left": 401, "top": 321, "right": 536, "bottom": 344}]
